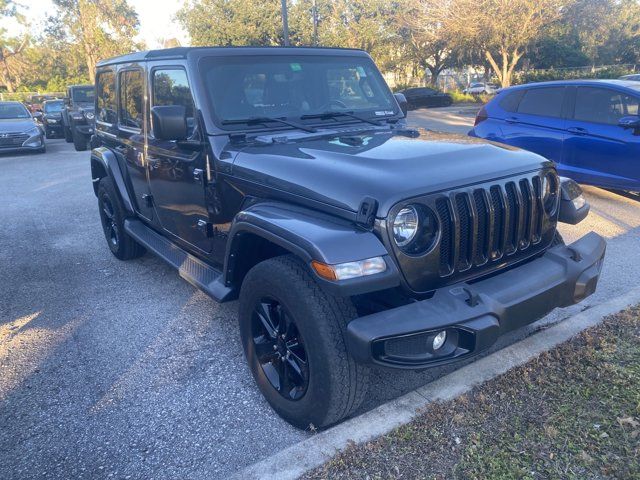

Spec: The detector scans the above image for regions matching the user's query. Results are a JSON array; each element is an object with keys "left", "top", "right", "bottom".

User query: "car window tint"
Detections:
[
  {"left": 153, "top": 68, "right": 195, "bottom": 136},
  {"left": 517, "top": 87, "right": 565, "bottom": 117},
  {"left": 574, "top": 87, "right": 640, "bottom": 125},
  {"left": 96, "top": 71, "right": 117, "bottom": 124},
  {"left": 499, "top": 89, "right": 525, "bottom": 113},
  {"left": 119, "top": 69, "right": 144, "bottom": 130}
]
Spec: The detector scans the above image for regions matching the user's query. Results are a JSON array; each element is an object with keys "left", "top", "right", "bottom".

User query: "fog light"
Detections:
[{"left": 433, "top": 330, "right": 447, "bottom": 350}]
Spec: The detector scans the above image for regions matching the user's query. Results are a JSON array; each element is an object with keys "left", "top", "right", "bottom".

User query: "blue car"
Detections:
[{"left": 470, "top": 80, "right": 640, "bottom": 193}]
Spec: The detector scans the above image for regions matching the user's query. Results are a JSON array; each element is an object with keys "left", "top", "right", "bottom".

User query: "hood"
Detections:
[
  {"left": 74, "top": 102, "right": 94, "bottom": 111},
  {"left": 44, "top": 112, "right": 62, "bottom": 119},
  {"left": 0, "top": 118, "right": 37, "bottom": 134},
  {"left": 230, "top": 128, "right": 552, "bottom": 217}
]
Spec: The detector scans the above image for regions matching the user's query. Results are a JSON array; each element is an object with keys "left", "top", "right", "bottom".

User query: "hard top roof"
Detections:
[{"left": 96, "top": 46, "right": 370, "bottom": 67}]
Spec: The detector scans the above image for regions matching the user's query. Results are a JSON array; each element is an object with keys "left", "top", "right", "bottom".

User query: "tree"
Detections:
[
  {"left": 0, "top": 0, "right": 29, "bottom": 92},
  {"left": 397, "top": 0, "right": 458, "bottom": 86},
  {"left": 48, "top": 0, "right": 141, "bottom": 83},
  {"left": 445, "top": 0, "right": 565, "bottom": 87},
  {"left": 176, "top": 0, "right": 284, "bottom": 46}
]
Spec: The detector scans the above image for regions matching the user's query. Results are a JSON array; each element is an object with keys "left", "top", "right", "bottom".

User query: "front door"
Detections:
[
  {"left": 146, "top": 66, "right": 212, "bottom": 254},
  {"left": 562, "top": 86, "right": 640, "bottom": 190}
]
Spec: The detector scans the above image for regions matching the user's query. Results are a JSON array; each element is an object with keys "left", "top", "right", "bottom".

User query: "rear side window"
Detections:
[
  {"left": 498, "top": 89, "right": 525, "bottom": 113},
  {"left": 119, "top": 69, "right": 144, "bottom": 130},
  {"left": 152, "top": 68, "right": 195, "bottom": 136},
  {"left": 96, "top": 70, "right": 116, "bottom": 124},
  {"left": 574, "top": 87, "right": 640, "bottom": 125},
  {"left": 517, "top": 87, "right": 565, "bottom": 118}
]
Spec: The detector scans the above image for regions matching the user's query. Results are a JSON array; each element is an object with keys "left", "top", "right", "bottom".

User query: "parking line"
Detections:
[{"left": 234, "top": 286, "right": 640, "bottom": 480}]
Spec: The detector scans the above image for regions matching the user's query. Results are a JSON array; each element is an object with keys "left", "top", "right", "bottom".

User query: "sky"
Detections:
[{"left": 7, "top": 0, "right": 189, "bottom": 49}]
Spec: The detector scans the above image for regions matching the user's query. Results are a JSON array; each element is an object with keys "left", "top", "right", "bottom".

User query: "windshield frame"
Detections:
[
  {"left": 0, "top": 102, "right": 31, "bottom": 120},
  {"left": 197, "top": 52, "right": 401, "bottom": 133}
]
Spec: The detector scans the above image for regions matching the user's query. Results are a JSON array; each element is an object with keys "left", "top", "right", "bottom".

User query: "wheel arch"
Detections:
[
  {"left": 90, "top": 147, "right": 135, "bottom": 215},
  {"left": 223, "top": 202, "right": 400, "bottom": 297}
]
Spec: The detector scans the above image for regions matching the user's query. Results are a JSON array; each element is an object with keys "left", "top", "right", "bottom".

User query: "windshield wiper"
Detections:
[
  {"left": 221, "top": 116, "right": 317, "bottom": 133},
  {"left": 300, "top": 111, "right": 383, "bottom": 126}
]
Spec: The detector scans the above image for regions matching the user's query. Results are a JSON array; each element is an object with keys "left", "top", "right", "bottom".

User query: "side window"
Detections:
[
  {"left": 152, "top": 68, "right": 195, "bottom": 136},
  {"left": 119, "top": 69, "right": 144, "bottom": 130},
  {"left": 574, "top": 87, "right": 640, "bottom": 125},
  {"left": 499, "top": 89, "right": 525, "bottom": 113},
  {"left": 517, "top": 87, "right": 565, "bottom": 118},
  {"left": 96, "top": 70, "right": 117, "bottom": 124}
]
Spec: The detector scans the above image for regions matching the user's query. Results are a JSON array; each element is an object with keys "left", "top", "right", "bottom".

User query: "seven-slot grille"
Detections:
[
  {"left": 436, "top": 175, "right": 545, "bottom": 277},
  {"left": 0, "top": 132, "right": 29, "bottom": 148}
]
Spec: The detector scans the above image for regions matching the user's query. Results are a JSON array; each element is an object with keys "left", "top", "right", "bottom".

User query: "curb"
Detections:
[{"left": 235, "top": 286, "right": 640, "bottom": 480}]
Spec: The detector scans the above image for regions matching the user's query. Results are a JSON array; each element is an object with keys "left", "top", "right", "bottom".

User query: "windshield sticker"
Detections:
[
  {"left": 374, "top": 110, "right": 395, "bottom": 116},
  {"left": 290, "top": 63, "right": 302, "bottom": 72}
]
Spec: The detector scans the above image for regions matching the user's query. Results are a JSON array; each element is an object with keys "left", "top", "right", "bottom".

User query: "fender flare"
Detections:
[
  {"left": 224, "top": 201, "right": 401, "bottom": 296},
  {"left": 90, "top": 147, "right": 135, "bottom": 215}
]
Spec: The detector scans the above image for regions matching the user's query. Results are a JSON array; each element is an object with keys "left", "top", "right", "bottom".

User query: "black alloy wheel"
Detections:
[
  {"left": 99, "top": 192, "right": 120, "bottom": 250},
  {"left": 251, "top": 297, "right": 309, "bottom": 401}
]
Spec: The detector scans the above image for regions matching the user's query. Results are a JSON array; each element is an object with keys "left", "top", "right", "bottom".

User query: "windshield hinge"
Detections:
[{"left": 356, "top": 197, "right": 378, "bottom": 230}]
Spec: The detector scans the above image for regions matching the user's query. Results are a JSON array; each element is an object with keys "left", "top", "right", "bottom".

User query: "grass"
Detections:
[
  {"left": 449, "top": 90, "right": 493, "bottom": 104},
  {"left": 304, "top": 305, "right": 640, "bottom": 480}
]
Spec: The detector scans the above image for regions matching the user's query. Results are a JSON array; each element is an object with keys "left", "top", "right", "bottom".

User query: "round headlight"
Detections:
[
  {"left": 393, "top": 206, "right": 419, "bottom": 247},
  {"left": 84, "top": 111, "right": 95, "bottom": 120},
  {"left": 542, "top": 172, "right": 560, "bottom": 214}
]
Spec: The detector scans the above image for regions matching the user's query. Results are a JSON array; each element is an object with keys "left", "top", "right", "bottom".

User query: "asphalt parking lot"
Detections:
[{"left": 1, "top": 116, "right": 639, "bottom": 479}]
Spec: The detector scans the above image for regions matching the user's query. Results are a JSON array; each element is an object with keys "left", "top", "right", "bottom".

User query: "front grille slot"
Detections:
[
  {"left": 0, "top": 133, "right": 28, "bottom": 148},
  {"left": 436, "top": 174, "right": 547, "bottom": 278}
]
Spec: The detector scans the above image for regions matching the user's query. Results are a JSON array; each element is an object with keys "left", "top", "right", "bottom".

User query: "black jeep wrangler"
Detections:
[
  {"left": 62, "top": 84, "right": 95, "bottom": 151},
  {"left": 90, "top": 47, "right": 606, "bottom": 429}
]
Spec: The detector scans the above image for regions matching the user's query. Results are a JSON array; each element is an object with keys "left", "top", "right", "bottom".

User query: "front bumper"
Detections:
[
  {"left": 74, "top": 124, "right": 94, "bottom": 136},
  {"left": 347, "top": 232, "right": 606, "bottom": 369}
]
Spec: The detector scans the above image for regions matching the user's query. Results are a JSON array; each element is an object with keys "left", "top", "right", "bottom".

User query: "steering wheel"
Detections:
[{"left": 318, "top": 99, "right": 348, "bottom": 111}]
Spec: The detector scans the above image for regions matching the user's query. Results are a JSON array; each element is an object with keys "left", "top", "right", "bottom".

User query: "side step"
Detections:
[{"left": 124, "top": 219, "right": 235, "bottom": 302}]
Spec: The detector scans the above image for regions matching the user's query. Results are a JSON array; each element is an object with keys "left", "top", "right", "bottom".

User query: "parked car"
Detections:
[
  {"left": 61, "top": 84, "right": 95, "bottom": 151},
  {"left": 463, "top": 82, "right": 497, "bottom": 95},
  {"left": 41, "top": 99, "right": 65, "bottom": 138},
  {"left": 25, "top": 94, "right": 56, "bottom": 114},
  {"left": 397, "top": 87, "right": 453, "bottom": 109},
  {"left": 0, "top": 101, "right": 45, "bottom": 154},
  {"left": 470, "top": 80, "right": 640, "bottom": 193},
  {"left": 619, "top": 74, "right": 640, "bottom": 81},
  {"left": 91, "top": 47, "right": 605, "bottom": 429}
]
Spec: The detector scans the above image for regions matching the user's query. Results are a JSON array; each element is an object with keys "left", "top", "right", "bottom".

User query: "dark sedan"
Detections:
[
  {"left": 0, "top": 102, "right": 45, "bottom": 154},
  {"left": 398, "top": 87, "right": 453, "bottom": 110},
  {"left": 42, "top": 99, "right": 65, "bottom": 138}
]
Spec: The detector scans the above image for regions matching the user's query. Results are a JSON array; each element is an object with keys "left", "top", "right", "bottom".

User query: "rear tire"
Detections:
[
  {"left": 97, "top": 177, "right": 145, "bottom": 260},
  {"left": 72, "top": 128, "right": 88, "bottom": 151},
  {"left": 64, "top": 125, "right": 73, "bottom": 143},
  {"left": 239, "top": 255, "right": 370, "bottom": 430}
]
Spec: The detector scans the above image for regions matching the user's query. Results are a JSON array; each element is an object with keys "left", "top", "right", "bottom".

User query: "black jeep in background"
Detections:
[
  {"left": 90, "top": 47, "right": 606, "bottom": 429},
  {"left": 41, "top": 99, "right": 65, "bottom": 138},
  {"left": 62, "top": 84, "right": 95, "bottom": 151}
]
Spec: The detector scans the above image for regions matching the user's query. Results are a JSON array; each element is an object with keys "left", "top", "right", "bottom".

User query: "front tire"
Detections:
[
  {"left": 97, "top": 177, "right": 145, "bottom": 260},
  {"left": 72, "top": 127, "right": 88, "bottom": 151},
  {"left": 64, "top": 125, "right": 73, "bottom": 143},
  {"left": 239, "top": 255, "right": 370, "bottom": 430}
]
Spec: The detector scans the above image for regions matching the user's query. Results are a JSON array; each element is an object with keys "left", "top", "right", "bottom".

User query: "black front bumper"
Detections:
[{"left": 347, "top": 232, "right": 606, "bottom": 369}]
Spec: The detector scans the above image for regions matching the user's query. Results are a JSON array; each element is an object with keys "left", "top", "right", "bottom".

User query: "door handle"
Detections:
[{"left": 567, "top": 127, "right": 588, "bottom": 135}]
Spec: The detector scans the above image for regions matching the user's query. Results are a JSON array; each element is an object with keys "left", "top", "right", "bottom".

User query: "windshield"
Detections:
[
  {"left": 72, "top": 87, "right": 95, "bottom": 102},
  {"left": 0, "top": 103, "right": 30, "bottom": 119},
  {"left": 44, "top": 101, "right": 63, "bottom": 113},
  {"left": 200, "top": 54, "right": 397, "bottom": 130}
]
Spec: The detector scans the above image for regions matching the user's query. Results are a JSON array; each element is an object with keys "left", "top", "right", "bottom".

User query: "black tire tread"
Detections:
[
  {"left": 240, "top": 255, "right": 370, "bottom": 428},
  {"left": 97, "top": 176, "right": 145, "bottom": 260}
]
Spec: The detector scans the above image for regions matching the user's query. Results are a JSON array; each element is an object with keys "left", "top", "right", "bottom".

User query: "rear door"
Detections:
[
  {"left": 146, "top": 65, "right": 212, "bottom": 254},
  {"left": 499, "top": 86, "right": 568, "bottom": 163},
  {"left": 562, "top": 86, "right": 640, "bottom": 189}
]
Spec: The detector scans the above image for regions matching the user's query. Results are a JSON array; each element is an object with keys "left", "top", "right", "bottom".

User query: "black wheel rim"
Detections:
[
  {"left": 100, "top": 194, "right": 119, "bottom": 248},
  {"left": 251, "top": 298, "right": 309, "bottom": 401}
]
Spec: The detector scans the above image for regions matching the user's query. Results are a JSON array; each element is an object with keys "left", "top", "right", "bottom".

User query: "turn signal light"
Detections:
[{"left": 311, "top": 257, "right": 387, "bottom": 281}]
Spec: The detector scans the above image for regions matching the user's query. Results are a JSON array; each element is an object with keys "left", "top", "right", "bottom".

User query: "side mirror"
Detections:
[
  {"left": 64, "top": 97, "right": 70, "bottom": 105},
  {"left": 151, "top": 105, "right": 187, "bottom": 141},
  {"left": 558, "top": 177, "right": 590, "bottom": 225},
  {"left": 394, "top": 92, "right": 408, "bottom": 117},
  {"left": 618, "top": 115, "right": 640, "bottom": 129}
]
